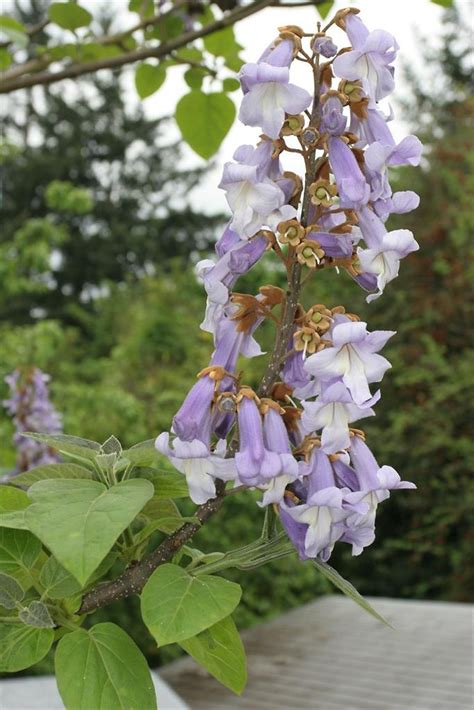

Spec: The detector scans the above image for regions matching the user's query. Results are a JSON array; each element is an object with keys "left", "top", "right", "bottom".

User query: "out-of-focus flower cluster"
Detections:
[
  {"left": 3, "top": 368, "right": 62, "bottom": 474},
  {"left": 157, "top": 8, "right": 420, "bottom": 562}
]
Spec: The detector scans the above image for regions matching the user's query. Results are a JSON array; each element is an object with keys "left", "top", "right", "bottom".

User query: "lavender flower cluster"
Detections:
[
  {"left": 157, "top": 8, "right": 420, "bottom": 562},
  {"left": 3, "top": 368, "right": 62, "bottom": 474}
]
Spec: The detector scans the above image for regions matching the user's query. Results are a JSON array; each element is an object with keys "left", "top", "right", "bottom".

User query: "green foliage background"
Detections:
[{"left": 1, "top": 3, "right": 472, "bottom": 671}]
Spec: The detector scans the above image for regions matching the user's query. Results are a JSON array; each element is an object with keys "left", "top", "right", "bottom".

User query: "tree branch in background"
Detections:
[{"left": 0, "top": 0, "right": 276, "bottom": 93}]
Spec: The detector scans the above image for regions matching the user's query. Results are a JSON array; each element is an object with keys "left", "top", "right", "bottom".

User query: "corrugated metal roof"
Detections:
[{"left": 161, "top": 596, "right": 473, "bottom": 709}]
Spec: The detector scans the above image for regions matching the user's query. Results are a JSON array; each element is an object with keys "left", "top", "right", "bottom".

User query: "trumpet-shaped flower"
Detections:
[
  {"left": 156, "top": 434, "right": 236, "bottom": 505},
  {"left": 357, "top": 228, "right": 419, "bottom": 302},
  {"left": 304, "top": 321, "right": 395, "bottom": 405},
  {"left": 239, "top": 63, "right": 312, "bottom": 139},
  {"left": 235, "top": 393, "right": 282, "bottom": 486},
  {"left": 301, "top": 380, "right": 379, "bottom": 453},
  {"left": 334, "top": 14, "right": 399, "bottom": 101}
]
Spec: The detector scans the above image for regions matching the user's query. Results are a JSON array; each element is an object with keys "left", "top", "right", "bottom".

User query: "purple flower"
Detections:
[
  {"left": 235, "top": 392, "right": 281, "bottom": 486},
  {"left": 258, "top": 37, "right": 295, "bottom": 68},
  {"left": 281, "top": 448, "right": 349, "bottom": 561},
  {"left": 301, "top": 379, "right": 380, "bottom": 453},
  {"left": 197, "top": 234, "right": 267, "bottom": 333},
  {"left": 258, "top": 402, "right": 299, "bottom": 505},
  {"left": 334, "top": 14, "right": 399, "bottom": 101},
  {"left": 211, "top": 304, "right": 264, "bottom": 371},
  {"left": 306, "top": 229, "right": 354, "bottom": 259},
  {"left": 321, "top": 95, "right": 347, "bottom": 136},
  {"left": 3, "top": 368, "right": 62, "bottom": 474},
  {"left": 333, "top": 435, "right": 416, "bottom": 555},
  {"left": 215, "top": 223, "right": 241, "bottom": 258},
  {"left": 313, "top": 35, "right": 338, "bottom": 59},
  {"left": 219, "top": 142, "right": 294, "bottom": 239},
  {"left": 357, "top": 229, "right": 419, "bottom": 302},
  {"left": 238, "top": 59, "right": 312, "bottom": 139},
  {"left": 328, "top": 137, "right": 370, "bottom": 209},
  {"left": 304, "top": 321, "right": 395, "bottom": 405},
  {"left": 156, "top": 434, "right": 237, "bottom": 504},
  {"left": 172, "top": 374, "right": 216, "bottom": 446}
]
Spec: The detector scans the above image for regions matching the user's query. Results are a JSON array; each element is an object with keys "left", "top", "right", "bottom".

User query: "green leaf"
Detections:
[
  {"left": 151, "top": 15, "right": 184, "bottom": 41},
  {"left": 225, "top": 54, "right": 244, "bottom": 72},
  {"left": 0, "top": 572, "right": 24, "bottom": 609},
  {"left": 39, "top": 556, "right": 82, "bottom": 599},
  {"left": 180, "top": 616, "right": 247, "bottom": 694},
  {"left": 175, "top": 47, "right": 203, "bottom": 63},
  {"left": 0, "top": 15, "right": 28, "bottom": 47},
  {"left": 48, "top": 3, "right": 92, "bottom": 30},
  {"left": 19, "top": 600, "right": 55, "bottom": 628},
  {"left": 430, "top": 0, "right": 453, "bottom": 6},
  {"left": 124, "top": 439, "right": 160, "bottom": 467},
  {"left": 129, "top": 0, "right": 154, "bottom": 14},
  {"left": 176, "top": 91, "right": 236, "bottom": 159},
  {"left": 137, "top": 468, "right": 189, "bottom": 499},
  {"left": 22, "top": 433, "right": 100, "bottom": 462},
  {"left": 0, "top": 485, "right": 29, "bottom": 511},
  {"left": 0, "top": 487, "right": 30, "bottom": 530},
  {"left": 317, "top": 1, "right": 335, "bottom": 19},
  {"left": 0, "top": 47, "right": 12, "bottom": 69},
  {"left": 184, "top": 67, "right": 207, "bottom": 90},
  {"left": 0, "top": 529, "right": 41, "bottom": 585},
  {"left": 136, "top": 498, "right": 190, "bottom": 543},
  {"left": 55, "top": 623, "right": 157, "bottom": 710},
  {"left": 141, "top": 564, "right": 242, "bottom": 646},
  {"left": 223, "top": 77, "right": 240, "bottom": 93},
  {"left": 0, "top": 624, "right": 54, "bottom": 672},
  {"left": 312, "top": 559, "right": 392, "bottom": 627},
  {"left": 26, "top": 479, "right": 154, "bottom": 585},
  {"left": 135, "top": 63, "right": 167, "bottom": 99},
  {"left": 12, "top": 462, "right": 94, "bottom": 488},
  {"left": 203, "top": 27, "right": 240, "bottom": 58},
  {"left": 0, "top": 510, "right": 29, "bottom": 530}
]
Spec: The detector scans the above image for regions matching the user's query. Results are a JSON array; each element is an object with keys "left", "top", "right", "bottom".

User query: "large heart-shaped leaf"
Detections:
[
  {"left": 0, "top": 624, "right": 54, "bottom": 672},
  {"left": 176, "top": 91, "right": 236, "bottom": 159},
  {"left": 26, "top": 479, "right": 153, "bottom": 584},
  {"left": 180, "top": 616, "right": 247, "bottom": 694},
  {"left": 141, "top": 564, "right": 241, "bottom": 646},
  {"left": 55, "top": 623, "right": 157, "bottom": 709}
]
